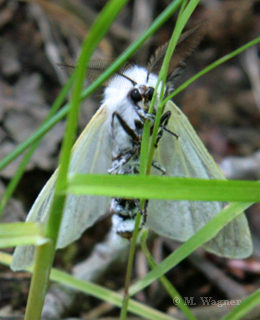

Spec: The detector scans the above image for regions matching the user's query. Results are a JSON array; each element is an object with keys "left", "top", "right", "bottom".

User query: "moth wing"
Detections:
[
  {"left": 148, "top": 101, "right": 252, "bottom": 258},
  {"left": 11, "top": 104, "right": 112, "bottom": 270}
]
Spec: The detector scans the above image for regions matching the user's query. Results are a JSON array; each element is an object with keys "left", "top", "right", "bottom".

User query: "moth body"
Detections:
[
  {"left": 106, "top": 65, "right": 166, "bottom": 237},
  {"left": 111, "top": 200, "right": 145, "bottom": 239}
]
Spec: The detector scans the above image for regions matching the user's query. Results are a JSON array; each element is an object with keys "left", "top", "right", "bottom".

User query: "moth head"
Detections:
[
  {"left": 102, "top": 64, "right": 160, "bottom": 110},
  {"left": 127, "top": 84, "right": 155, "bottom": 112},
  {"left": 129, "top": 86, "right": 155, "bottom": 103}
]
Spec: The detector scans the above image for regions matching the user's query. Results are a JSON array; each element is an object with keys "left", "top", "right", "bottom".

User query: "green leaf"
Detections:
[
  {"left": 67, "top": 174, "right": 260, "bottom": 202},
  {"left": 0, "top": 222, "right": 47, "bottom": 248}
]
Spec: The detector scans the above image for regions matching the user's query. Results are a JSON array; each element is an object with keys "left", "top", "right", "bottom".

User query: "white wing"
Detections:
[
  {"left": 147, "top": 101, "right": 252, "bottom": 258},
  {"left": 11, "top": 104, "right": 112, "bottom": 270}
]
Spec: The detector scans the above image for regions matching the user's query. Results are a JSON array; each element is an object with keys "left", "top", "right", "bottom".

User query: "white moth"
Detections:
[{"left": 11, "top": 25, "right": 252, "bottom": 271}]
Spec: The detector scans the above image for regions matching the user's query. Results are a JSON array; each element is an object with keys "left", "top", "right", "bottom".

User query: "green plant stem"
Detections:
[
  {"left": 24, "top": 1, "right": 129, "bottom": 319},
  {"left": 141, "top": 230, "right": 197, "bottom": 320},
  {"left": 146, "top": 0, "right": 200, "bottom": 174},
  {"left": 24, "top": 242, "right": 54, "bottom": 320},
  {"left": 120, "top": 212, "right": 142, "bottom": 320},
  {"left": 120, "top": 3, "right": 201, "bottom": 317},
  {"left": 139, "top": 0, "right": 188, "bottom": 176},
  {"left": 164, "top": 35, "right": 260, "bottom": 103}
]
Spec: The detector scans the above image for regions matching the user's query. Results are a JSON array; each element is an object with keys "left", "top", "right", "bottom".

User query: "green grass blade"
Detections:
[
  {"left": 141, "top": 230, "right": 198, "bottom": 320},
  {"left": 24, "top": 1, "right": 130, "bottom": 320},
  {"left": 221, "top": 289, "right": 260, "bottom": 320},
  {"left": 0, "top": 222, "right": 47, "bottom": 248},
  {"left": 164, "top": 35, "right": 260, "bottom": 103},
  {"left": 145, "top": 0, "right": 200, "bottom": 175},
  {"left": 118, "top": 3, "right": 199, "bottom": 313},
  {"left": 67, "top": 174, "right": 260, "bottom": 202}
]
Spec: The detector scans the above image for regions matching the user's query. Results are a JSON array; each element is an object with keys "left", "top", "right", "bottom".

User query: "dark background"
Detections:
[{"left": 1, "top": 0, "right": 260, "bottom": 319}]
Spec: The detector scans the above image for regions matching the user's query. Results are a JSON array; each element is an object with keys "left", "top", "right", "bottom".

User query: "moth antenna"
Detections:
[
  {"left": 162, "top": 126, "right": 179, "bottom": 138},
  {"left": 115, "top": 62, "right": 137, "bottom": 85},
  {"left": 146, "top": 21, "right": 207, "bottom": 88},
  {"left": 56, "top": 63, "right": 76, "bottom": 76},
  {"left": 57, "top": 63, "right": 75, "bottom": 69},
  {"left": 87, "top": 58, "right": 115, "bottom": 82},
  {"left": 58, "top": 59, "right": 137, "bottom": 86},
  {"left": 88, "top": 60, "right": 137, "bottom": 85}
]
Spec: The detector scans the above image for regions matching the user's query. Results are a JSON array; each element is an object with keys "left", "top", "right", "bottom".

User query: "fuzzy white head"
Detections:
[{"left": 103, "top": 66, "right": 161, "bottom": 111}]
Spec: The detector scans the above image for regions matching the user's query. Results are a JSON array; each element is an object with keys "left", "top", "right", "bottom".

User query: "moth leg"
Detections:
[
  {"left": 108, "top": 147, "right": 138, "bottom": 174},
  {"left": 160, "top": 110, "right": 171, "bottom": 126},
  {"left": 151, "top": 161, "right": 166, "bottom": 175},
  {"left": 135, "top": 107, "right": 155, "bottom": 122},
  {"left": 134, "top": 199, "right": 148, "bottom": 226},
  {"left": 156, "top": 111, "right": 171, "bottom": 145},
  {"left": 160, "top": 111, "right": 179, "bottom": 139},
  {"left": 143, "top": 200, "right": 148, "bottom": 225},
  {"left": 153, "top": 111, "right": 178, "bottom": 148},
  {"left": 112, "top": 112, "right": 141, "bottom": 142}
]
